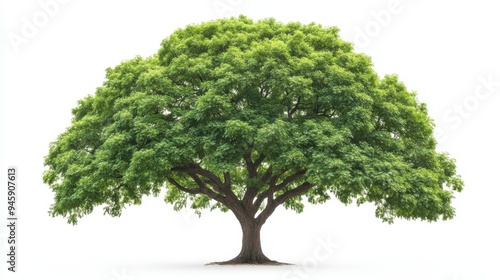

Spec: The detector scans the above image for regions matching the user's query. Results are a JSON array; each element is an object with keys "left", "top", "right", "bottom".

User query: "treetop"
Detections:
[{"left": 44, "top": 15, "right": 463, "bottom": 225}]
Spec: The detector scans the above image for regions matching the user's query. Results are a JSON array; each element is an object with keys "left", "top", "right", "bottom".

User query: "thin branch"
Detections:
[
  {"left": 255, "top": 182, "right": 315, "bottom": 225},
  {"left": 254, "top": 154, "right": 266, "bottom": 169},
  {"left": 187, "top": 173, "right": 209, "bottom": 190},
  {"left": 274, "top": 182, "right": 315, "bottom": 205},
  {"left": 253, "top": 170, "right": 305, "bottom": 209},
  {"left": 172, "top": 166, "right": 224, "bottom": 188},
  {"left": 260, "top": 166, "right": 273, "bottom": 185},
  {"left": 252, "top": 169, "right": 286, "bottom": 211},
  {"left": 288, "top": 96, "right": 302, "bottom": 119},
  {"left": 274, "top": 170, "right": 306, "bottom": 191},
  {"left": 172, "top": 165, "right": 239, "bottom": 204},
  {"left": 167, "top": 178, "right": 201, "bottom": 195}
]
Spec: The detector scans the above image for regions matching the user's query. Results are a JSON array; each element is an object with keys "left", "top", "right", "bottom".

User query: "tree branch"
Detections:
[
  {"left": 274, "top": 170, "right": 306, "bottom": 192},
  {"left": 288, "top": 96, "right": 302, "bottom": 119},
  {"left": 255, "top": 182, "right": 315, "bottom": 225},
  {"left": 242, "top": 152, "right": 266, "bottom": 208},
  {"left": 223, "top": 172, "right": 231, "bottom": 188},
  {"left": 167, "top": 177, "right": 202, "bottom": 195},
  {"left": 260, "top": 166, "right": 273, "bottom": 184},
  {"left": 274, "top": 182, "right": 315, "bottom": 205},
  {"left": 252, "top": 169, "right": 305, "bottom": 211},
  {"left": 252, "top": 169, "right": 286, "bottom": 212},
  {"left": 243, "top": 151, "right": 265, "bottom": 178},
  {"left": 254, "top": 154, "right": 266, "bottom": 168},
  {"left": 172, "top": 165, "right": 240, "bottom": 205},
  {"left": 173, "top": 166, "right": 223, "bottom": 189},
  {"left": 167, "top": 175, "right": 229, "bottom": 206}
]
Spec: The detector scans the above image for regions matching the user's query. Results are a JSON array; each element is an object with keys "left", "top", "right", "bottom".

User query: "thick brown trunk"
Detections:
[
  {"left": 231, "top": 218, "right": 270, "bottom": 263},
  {"left": 208, "top": 215, "right": 284, "bottom": 265}
]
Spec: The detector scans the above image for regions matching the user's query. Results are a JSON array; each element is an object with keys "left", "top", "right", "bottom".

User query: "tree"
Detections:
[{"left": 43, "top": 16, "right": 463, "bottom": 264}]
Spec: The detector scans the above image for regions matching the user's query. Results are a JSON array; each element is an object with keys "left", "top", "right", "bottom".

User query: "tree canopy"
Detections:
[{"left": 44, "top": 16, "right": 463, "bottom": 230}]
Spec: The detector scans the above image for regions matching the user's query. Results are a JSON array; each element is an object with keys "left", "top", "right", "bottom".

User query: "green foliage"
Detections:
[{"left": 44, "top": 16, "right": 463, "bottom": 224}]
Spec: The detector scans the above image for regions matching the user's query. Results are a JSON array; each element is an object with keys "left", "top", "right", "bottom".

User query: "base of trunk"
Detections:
[
  {"left": 206, "top": 251, "right": 292, "bottom": 265},
  {"left": 206, "top": 259, "right": 291, "bottom": 266}
]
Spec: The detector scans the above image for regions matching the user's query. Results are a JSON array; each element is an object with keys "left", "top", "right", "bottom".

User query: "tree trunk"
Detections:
[
  {"left": 232, "top": 218, "right": 270, "bottom": 263},
  {"left": 209, "top": 215, "right": 281, "bottom": 265}
]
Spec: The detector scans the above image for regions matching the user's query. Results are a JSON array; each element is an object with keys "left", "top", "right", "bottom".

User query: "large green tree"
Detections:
[{"left": 44, "top": 16, "right": 463, "bottom": 264}]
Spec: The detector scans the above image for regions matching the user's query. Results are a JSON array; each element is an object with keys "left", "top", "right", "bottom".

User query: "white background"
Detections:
[{"left": 1, "top": 0, "right": 499, "bottom": 279}]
